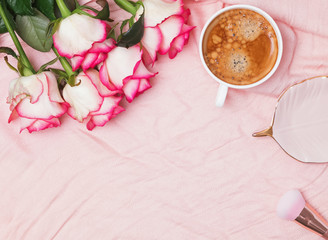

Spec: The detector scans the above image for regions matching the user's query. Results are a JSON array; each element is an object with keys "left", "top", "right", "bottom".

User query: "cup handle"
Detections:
[{"left": 215, "top": 84, "right": 228, "bottom": 107}]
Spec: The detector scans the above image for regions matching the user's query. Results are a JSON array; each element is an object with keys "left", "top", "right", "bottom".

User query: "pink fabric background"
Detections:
[{"left": 1, "top": 0, "right": 328, "bottom": 239}]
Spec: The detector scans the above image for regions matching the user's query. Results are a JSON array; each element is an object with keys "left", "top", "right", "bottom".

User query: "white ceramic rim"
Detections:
[{"left": 199, "top": 4, "right": 283, "bottom": 89}]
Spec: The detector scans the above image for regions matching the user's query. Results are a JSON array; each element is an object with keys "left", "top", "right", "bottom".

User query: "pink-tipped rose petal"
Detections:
[
  {"left": 123, "top": 80, "right": 140, "bottom": 103},
  {"left": 8, "top": 75, "right": 43, "bottom": 107},
  {"left": 85, "top": 68, "right": 119, "bottom": 97},
  {"left": 158, "top": 15, "right": 184, "bottom": 54},
  {"left": 138, "top": 79, "right": 152, "bottom": 93},
  {"left": 86, "top": 101, "right": 125, "bottom": 131},
  {"left": 63, "top": 69, "right": 124, "bottom": 130},
  {"left": 136, "top": 0, "right": 194, "bottom": 62},
  {"left": 137, "top": 0, "right": 183, "bottom": 27},
  {"left": 7, "top": 72, "right": 67, "bottom": 133},
  {"left": 53, "top": 14, "right": 115, "bottom": 72},
  {"left": 86, "top": 96, "right": 124, "bottom": 130},
  {"left": 168, "top": 24, "right": 195, "bottom": 59},
  {"left": 99, "top": 45, "right": 157, "bottom": 102},
  {"left": 81, "top": 52, "right": 98, "bottom": 71},
  {"left": 89, "top": 39, "right": 116, "bottom": 53},
  {"left": 63, "top": 71, "right": 104, "bottom": 122},
  {"left": 53, "top": 13, "right": 107, "bottom": 58},
  {"left": 20, "top": 118, "right": 61, "bottom": 133},
  {"left": 71, "top": 56, "right": 84, "bottom": 71},
  {"left": 100, "top": 46, "right": 141, "bottom": 89},
  {"left": 141, "top": 26, "right": 162, "bottom": 65}
]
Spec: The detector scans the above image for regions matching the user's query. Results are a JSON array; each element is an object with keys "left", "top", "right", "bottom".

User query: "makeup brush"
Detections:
[{"left": 277, "top": 189, "right": 328, "bottom": 239}]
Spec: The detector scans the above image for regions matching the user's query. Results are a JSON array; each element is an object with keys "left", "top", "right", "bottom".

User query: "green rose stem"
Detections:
[
  {"left": 114, "top": 0, "right": 137, "bottom": 15},
  {"left": 0, "top": 2, "right": 35, "bottom": 76},
  {"left": 52, "top": 46, "right": 76, "bottom": 85},
  {"left": 55, "top": 0, "right": 71, "bottom": 18},
  {"left": 53, "top": 47, "right": 74, "bottom": 76}
]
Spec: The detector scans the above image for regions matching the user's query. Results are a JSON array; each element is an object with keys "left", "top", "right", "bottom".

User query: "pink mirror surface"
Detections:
[{"left": 253, "top": 76, "right": 328, "bottom": 163}]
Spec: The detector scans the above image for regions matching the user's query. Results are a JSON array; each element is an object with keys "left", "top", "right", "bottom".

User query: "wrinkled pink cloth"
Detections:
[{"left": 1, "top": 0, "right": 328, "bottom": 239}]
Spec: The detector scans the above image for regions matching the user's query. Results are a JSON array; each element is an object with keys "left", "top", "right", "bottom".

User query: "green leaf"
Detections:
[
  {"left": 16, "top": 9, "right": 53, "bottom": 52},
  {"left": 79, "top": 5, "right": 99, "bottom": 13},
  {"left": 0, "top": 2, "right": 16, "bottom": 33},
  {"left": 128, "top": 15, "right": 134, "bottom": 27},
  {"left": 34, "top": 0, "right": 56, "bottom": 21},
  {"left": 46, "top": 18, "right": 62, "bottom": 38},
  {"left": 107, "top": 29, "right": 115, "bottom": 39},
  {"left": 95, "top": 2, "right": 110, "bottom": 20},
  {"left": 4, "top": 56, "right": 18, "bottom": 72},
  {"left": 50, "top": 68, "right": 68, "bottom": 78},
  {"left": 0, "top": 16, "right": 5, "bottom": 34},
  {"left": 49, "top": 68, "right": 68, "bottom": 90},
  {"left": 96, "top": 0, "right": 107, "bottom": 8},
  {"left": 74, "top": 0, "right": 80, "bottom": 8},
  {"left": 6, "top": 0, "right": 34, "bottom": 15},
  {"left": 119, "top": 19, "right": 129, "bottom": 35},
  {"left": 116, "top": 11, "right": 144, "bottom": 48},
  {"left": 107, "top": 22, "right": 118, "bottom": 39},
  {"left": 37, "top": 57, "right": 58, "bottom": 73},
  {"left": 0, "top": 46, "right": 18, "bottom": 58}
]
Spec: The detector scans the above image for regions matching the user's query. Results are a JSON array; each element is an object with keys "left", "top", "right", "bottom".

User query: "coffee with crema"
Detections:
[{"left": 202, "top": 9, "right": 278, "bottom": 85}]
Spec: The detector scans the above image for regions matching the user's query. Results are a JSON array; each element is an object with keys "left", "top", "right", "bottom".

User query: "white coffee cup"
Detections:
[{"left": 199, "top": 5, "right": 283, "bottom": 107}]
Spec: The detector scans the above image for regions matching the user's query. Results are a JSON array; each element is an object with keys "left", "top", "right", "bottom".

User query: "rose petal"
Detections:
[
  {"left": 86, "top": 119, "right": 96, "bottom": 131},
  {"left": 89, "top": 38, "right": 116, "bottom": 53},
  {"left": 123, "top": 80, "right": 140, "bottom": 102},
  {"left": 87, "top": 97, "right": 124, "bottom": 131},
  {"left": 16, "top": 96, "right": 67, "bottom": 120},
  {"left": 90, "top": 95, "right": 122, "bottom": 116},
  {"left": 71, "top": 56, "right": 84, "bottom": 71},
  {"left": 113, "top": 106, "right": 125, "bottom": 116},
  {"left": 14, "top": 73, "right": 66, "bottom": 120},
  {"left": 169, "top": 24, "right": 195, "bottom": 59},
  {"left": 141, "top": 26, "right": 162, "bottom": 65},
  {"left": 7, "top": 75, "right": 43, "bottom": 106},
  {"left": 63, "top": 72, "right": 103, "bottom": 122},
  {"left": 99, "top": 63, "right": 116, "bottom": 91},
  {"left": 53, "top": 13, "right": 107, "bottom": 58},
  {"left": 85, "top": 69, "right": 119, "bottom": 97},
  {"left": 22, "top": 118, "right": 60, "bottom": 133},
  {"left": 181, "top": 8, "right": 191, "bottom": 23},
  {"left": 92, "top": 53, "right": 107, "bottom": 68},
  {"left": 137, "top": 0, "right": 183, "bottom": 27},
  {"left": 138, "top": 79, "right": 152, "bottom": 93},
  {"left": 81, "top": 52, "right": 98, "bottom": 71},
  {"left": 45, "top": 72, "right": 65, "bottom": 103},
  {"left": 101, "top": 46, "right": 141, "bottom": 89},
  {"left": 158, "top": 15, "right": 184, "bottom": 55},
  {"left": 8, "top": 109, "right": 19, "bottom": 123},
  {"left": 132, "top": 60, "right": 157, "bottom": 79},
  {"left": 7, "top": 72, "right": 66, "bottom": 133}
]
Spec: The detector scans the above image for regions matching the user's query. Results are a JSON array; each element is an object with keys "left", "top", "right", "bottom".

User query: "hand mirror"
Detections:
[{"left": 253, "top": 76, "right": 328, "bottom": 163}]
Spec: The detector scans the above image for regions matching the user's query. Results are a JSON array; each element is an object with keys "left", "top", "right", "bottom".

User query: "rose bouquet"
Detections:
[{"left": 0, "top": 0, "right": 194, "bottom": 133}]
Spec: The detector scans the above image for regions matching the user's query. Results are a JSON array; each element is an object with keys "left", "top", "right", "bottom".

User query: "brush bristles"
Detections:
[{"left": 277, "top": 189, "right": 306, "bottom": 221}]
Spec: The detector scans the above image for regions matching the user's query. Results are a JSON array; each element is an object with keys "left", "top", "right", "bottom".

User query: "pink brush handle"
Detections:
[
  {"left": 323, "top": 232, "right": 328, "bottom": 239},
  {"left": 295, "top": 203, "right": 328, "bottom": 239}
]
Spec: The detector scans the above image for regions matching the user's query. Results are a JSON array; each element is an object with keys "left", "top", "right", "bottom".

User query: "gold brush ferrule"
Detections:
[{"left": 295, "top": 203, "right": 328, "bottom": 239}]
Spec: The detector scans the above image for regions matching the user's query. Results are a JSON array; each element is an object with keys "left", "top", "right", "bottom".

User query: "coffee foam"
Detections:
[
  {"left": 203, "top": 8, "right": 278, "bottom": 85},
  {"left": 238, "top": 18, "right": 262, "bottom": 41},
  {"left": 228, "top": 51, "right": 249, "bottom": 73}
]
